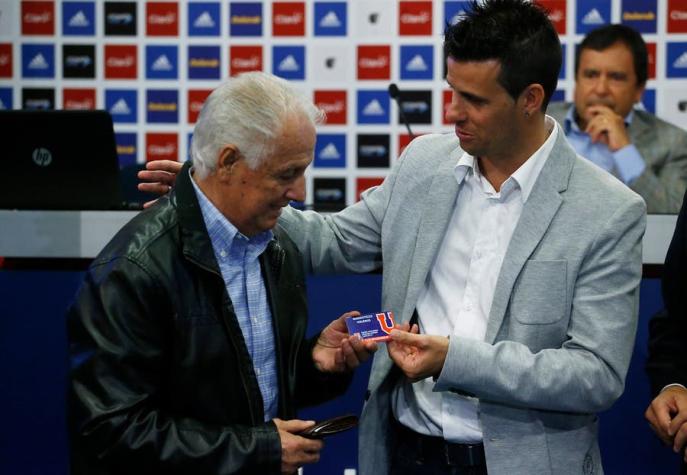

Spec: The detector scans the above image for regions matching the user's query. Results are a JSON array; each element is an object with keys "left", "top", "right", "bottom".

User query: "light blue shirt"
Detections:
[
  {"left": 563, "top": 105, "right": 646, "bottom": 185},
  {"left": 190, "top": 170, "right": 279, "bottom": 421}
]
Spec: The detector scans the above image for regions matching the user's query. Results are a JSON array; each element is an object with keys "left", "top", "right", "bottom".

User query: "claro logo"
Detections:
[{"left": 32, "top": 147, "right": 52, "bottom": 166}]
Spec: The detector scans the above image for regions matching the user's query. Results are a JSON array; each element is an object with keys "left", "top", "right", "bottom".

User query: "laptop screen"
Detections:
[{"left": 0, "top": 110, "right": 123, "bottom": 210}]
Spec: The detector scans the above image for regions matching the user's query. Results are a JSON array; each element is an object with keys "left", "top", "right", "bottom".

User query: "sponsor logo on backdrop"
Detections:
[
  {"left": 22, "top": 44, "right": 54, "bottom": 78},
  {"left": 146, "top": 133, "right": 178, "bottom": 162},
  {"left": 667, "top": 43, "right": 687, "bottom": 78},
  {"left": 115, "top": 132, "right": 137, "bottom": 167},
  {"left": 356, "top": 177, "right": 384, "bottom": 201},
  {"left": 105, "top": 2, "right": 136, "bottom": 36},
  {"left": 314, "top": 2, "right": 347, "bottom": 36},
  {"left": 147, "top": 2, "right": 178, "bottom": 35},
  {"left": 357, "top": 45, "right": 390, "bottom": 80},
  {"left": 576, "top": 0, "right": 610, "bottom": 33},
  {"left": 443, "top": 90, "right": 453, "bottom": 125},
  {"left": 400, "top": 45, "right": 433, "bottom": 80},
  {"left": 399, "top": 90, "right": 432, "bottom": 124},
  {"left": 314, "top": 134, "right": 346, "bottom": 168},
  {"left": 230, "top": 45, "right": 262, "bottom": 76},
  {"left": 0, "top": 44, "right": 12, "bottom": 78},
  {"left": 536, "top": 0, "right": 566, "bottom": 34},
  {"left": 63, "top": 88, "right": 95, "bottom": 110},
  {"left": 444, "top": 1, "right": 470, "bottom": 28},
  {"left": 188, "top": 2, "right": 220, "bottom": 36},
  {"left": 63, "top": 44, "right": 95, "bottom": 78},
  {"left": 0, "top": 88, "right": 12, "bottom": 110},
  {"left": 106, "top": 89, "right": 137, "bottom": 123},
  {"left": 313, "top": 177, "right": 346, "bottom": 211},
  {"left": 559, "top": 44, "right": 566, "bottom": 79},
  {"left": 230, "top": 2, "right": 263, "bottom": 36},
  {"left": 641, "top": 89, "right": 655, "bottom": 114},
  {"left": 63, "top": 2, "right": 95, "bottom": 35},
  {"left": 22, "top": 1, "right": 54, "bottom": 35},
  {"left": 188, "top": 46, "right": 220, "bottom": 79},
  {"left": 314, "top": 90, "right": 347, "bottom": 124},
  {"left": 647, "top": 42, "right": 656, "bottom": 79},
  {"left": 273, "top": 2, "right": 305, "bottom": 36},
  {"left": 273, "top": 46, "right": 305, "bottom": 80},
  {"left": 357, "top": 90, "right": 390, "bottom": 124},
  {"left": 399, "top": 1, "right": 432, "bottom": 36},
  {"left": 146, "top": 45, "right": 177, "bottom": 79},
  {"left": 22, "top": 88, "right": 54, "bottom": 110},
  {"left": 669, "top": 0, "right": 687, "bottom": 33},
  {"left": 357, "top": 134, "right": 390, "bottom": 168},
  {"left": 621, "top": 0, "right": 657, "bottom": 33},
  {"left": 105, "top": 45, "right": 137, "bottom": 78},
  {"left": 188, "top": 89, "right": 212, "bottom": 123},
  {"left": 147, "top": 90, "right": 178, "bottom": 123}
]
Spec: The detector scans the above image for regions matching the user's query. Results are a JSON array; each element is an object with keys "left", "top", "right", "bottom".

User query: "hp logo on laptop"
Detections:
[{"left": 32, "top": 147, "right": 53, "bottom": 167}]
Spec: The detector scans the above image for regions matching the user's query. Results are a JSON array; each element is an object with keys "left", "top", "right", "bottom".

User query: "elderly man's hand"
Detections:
[
  {"left": 646, "top": 385, "right": 687, "bottom": 462},
  {"left": 388, "top": 323, "right": 449, "bottom": 382},
  {"left": 137, "top": 160, "right": 184, "bottom": 208},
  {"left": 273, "top": 418, "right": 324, "bottom": 474},
  {"left": 584, "top": 105, "right": 632, "bottom": 152},
  {"left": 312, "top": 311, "right": 378, "bottom": 373}
]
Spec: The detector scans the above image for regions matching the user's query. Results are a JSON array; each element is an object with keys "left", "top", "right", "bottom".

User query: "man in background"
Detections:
[
  {"left": 548, "top": 24, "right": 687, "bottom": 213},
  {"left": 69, "top": 72, "right": 375, "bottom": 475}
]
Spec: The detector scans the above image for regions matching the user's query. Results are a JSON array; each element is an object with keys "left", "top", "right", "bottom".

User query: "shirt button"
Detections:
[
  {"left": 252, "top": 317, "right": 258, "bottom": 323},
  {"left": 256, "top": 368, "right": 261, "bottom": 376},
  {"left": 219, "top": 250, "right": 227, "bottom": 258},
  {"left": 464, "top": 303, "right": 472, "bottom": 312}
]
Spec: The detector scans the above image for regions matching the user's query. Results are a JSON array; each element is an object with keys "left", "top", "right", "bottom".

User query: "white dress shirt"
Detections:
[{"left": 392, "top": 117, "right": 559, "bottom": 443}]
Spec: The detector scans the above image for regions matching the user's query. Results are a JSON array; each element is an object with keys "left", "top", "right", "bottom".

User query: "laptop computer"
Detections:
[{"left": 0, "top": 110, "right": 124, "bottom": 210}]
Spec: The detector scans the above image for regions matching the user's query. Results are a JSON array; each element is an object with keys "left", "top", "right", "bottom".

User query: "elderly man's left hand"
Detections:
[{"left": 313, "top": 311, "right": 378, "bottom": 373}]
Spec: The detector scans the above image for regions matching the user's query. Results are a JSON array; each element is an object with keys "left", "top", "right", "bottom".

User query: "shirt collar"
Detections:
[
  {"left": 564, "top": 103, "right": 634, "bottom": 134},
  {"left": 453, "top": 115, "right": 558, "bottom": 203},
  {"left": 189, "top": 167, "right": 272, "bottom": 259}
]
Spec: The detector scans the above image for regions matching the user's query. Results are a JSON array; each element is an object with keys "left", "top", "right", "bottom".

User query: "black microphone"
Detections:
[{"left": 388, "top": 83, "right": 415, "bottom": 139}]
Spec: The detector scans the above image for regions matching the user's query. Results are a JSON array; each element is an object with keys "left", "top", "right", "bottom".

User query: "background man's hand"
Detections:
[
  {"left": 137, "top": 160, "right": 183, "bottom": 208},
  {"left": 388, "top": 323, "right": 449, "bottom": 381},
  {"left": 273, "top": 418, "right": 324, "bottom": 474},
  {"left": 645, "top": 386, "right": 687, "bottom": 462},
  {"left": 584, "top": 105, "right": 632, "bottom": 152},
  {"left": 313, "top": 311, "right": 378, "bottom": 372}
]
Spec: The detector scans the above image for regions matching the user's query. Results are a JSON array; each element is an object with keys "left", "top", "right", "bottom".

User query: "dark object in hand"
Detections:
[{"left": 299, "top": 415, "right": 359, "bottom": 439}]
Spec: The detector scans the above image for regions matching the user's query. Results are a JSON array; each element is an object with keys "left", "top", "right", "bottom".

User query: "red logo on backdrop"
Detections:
[
  {"left": 357, "top": 45, "right": 391, "bottom": 80},
  {"left": 668, "top": 0, "right": 687, "bottom": 33},
  {"left": 647, "top": 42, "right": 656, "bottom": 79},
  {"left": 399, "top": 1, "right": 432, "bottom": 36},
  {"left": 273, "top": 2, "right": 305, "bottom": 36},
  {"left": 188, "top": 89, "right": 212, "bottom": 124},
  {"left": 535, "top": 0, "right": 566, "bottom": 35},
  {"left": 22, "top": 1, "right": 55, "bottom": 35},
  {"left": 356, "top": 177, "right": 384, "bottom": 201},
  {"left": 314, "top": 91, "right": 347, "bottom": 125},
  {"left": 63, "top": 89, "right": 96, "bottom": 110},
  {"left": 0, "top": 44, "right": 12, "bottom": 78},
  {"left": 230, "top": 46, "right": 263, "bottom": 76},
  {"left": 443, "top": 90, "right": 453, "bottom": 125},
  {"left": 105, "top": 45, "right": 137, "bottom": 79},
  {"left": 146, "top": 2, "right": 179, "bottom": 36},
  {"left": 399, "top": 133, "right": 426, "bottom": 157},
  {"left": 146, "top": 133, "right": 178, "bottom": 162}
]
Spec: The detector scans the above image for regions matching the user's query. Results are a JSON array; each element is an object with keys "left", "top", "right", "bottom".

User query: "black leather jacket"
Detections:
[{"left": 68, "top": 162, "right": 351, "bottom": 474}]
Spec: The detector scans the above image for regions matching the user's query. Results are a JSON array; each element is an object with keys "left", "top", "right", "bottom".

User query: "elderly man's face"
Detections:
[
  {"left": 225, "top": 113, "right": 315, "bottom": 237},
  {"left": 574, "top": 42, "right": 645, "bottom": 128}
]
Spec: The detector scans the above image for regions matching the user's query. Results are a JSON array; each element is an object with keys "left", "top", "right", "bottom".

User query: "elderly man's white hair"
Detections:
[{"left": 191, "top": 71, "right": 324, "bottom": 179}]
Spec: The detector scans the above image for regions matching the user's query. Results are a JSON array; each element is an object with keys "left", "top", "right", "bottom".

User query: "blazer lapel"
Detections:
[
  {"left": 400, "top": 147, "right": 462, "bottom": 324},
  {"left": 484, "top": 131, "right": 574, "bottom": 343}
]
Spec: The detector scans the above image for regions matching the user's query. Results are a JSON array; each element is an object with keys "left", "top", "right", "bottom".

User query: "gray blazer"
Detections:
[
  {"left": 279, "top": 128, "right": 646, "bottom": 474},
  {"left": 548, "top": 102, "right": 687, "bottom": 214}
]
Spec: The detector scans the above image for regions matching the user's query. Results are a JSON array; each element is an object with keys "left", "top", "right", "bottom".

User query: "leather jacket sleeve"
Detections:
[{"left": 68, "top": 257, "right": 282, "bottom": 475}]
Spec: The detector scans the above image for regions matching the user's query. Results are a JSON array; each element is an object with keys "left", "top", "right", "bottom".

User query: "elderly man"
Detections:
[
  {"left": 68, "top": 72, "right": 375, "bottom": 475},
  {"left": 548, "top": 24, "right": 687, "bottom": 213}
]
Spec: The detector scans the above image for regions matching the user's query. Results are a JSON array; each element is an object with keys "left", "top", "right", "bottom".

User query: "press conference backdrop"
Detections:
[{"left": 1, "top": 0, "right": 687, "bottom": 211}]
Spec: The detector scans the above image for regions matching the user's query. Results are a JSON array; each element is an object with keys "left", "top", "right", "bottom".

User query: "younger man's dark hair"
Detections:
[
  {"left": 444, "top": 0, "right": 562, "bottom": 110},
  {"left": 575, "top": 24, "right": 648, "bottom": 87}
]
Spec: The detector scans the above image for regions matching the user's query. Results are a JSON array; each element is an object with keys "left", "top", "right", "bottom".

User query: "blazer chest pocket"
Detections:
[{"left": 511, "top": 260, "right": 567, "bottom": 325}]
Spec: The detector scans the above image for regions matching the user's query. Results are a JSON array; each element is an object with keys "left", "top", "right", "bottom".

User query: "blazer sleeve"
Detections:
[
  {"left": 646, "top": 188, "right": 687, "bottom": 394},
  {"left": 435, "top": 197, "right": 646, "bottom": 414},
  {"left": 68, "top": 258, "right": 281, "bottom": 474}
]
